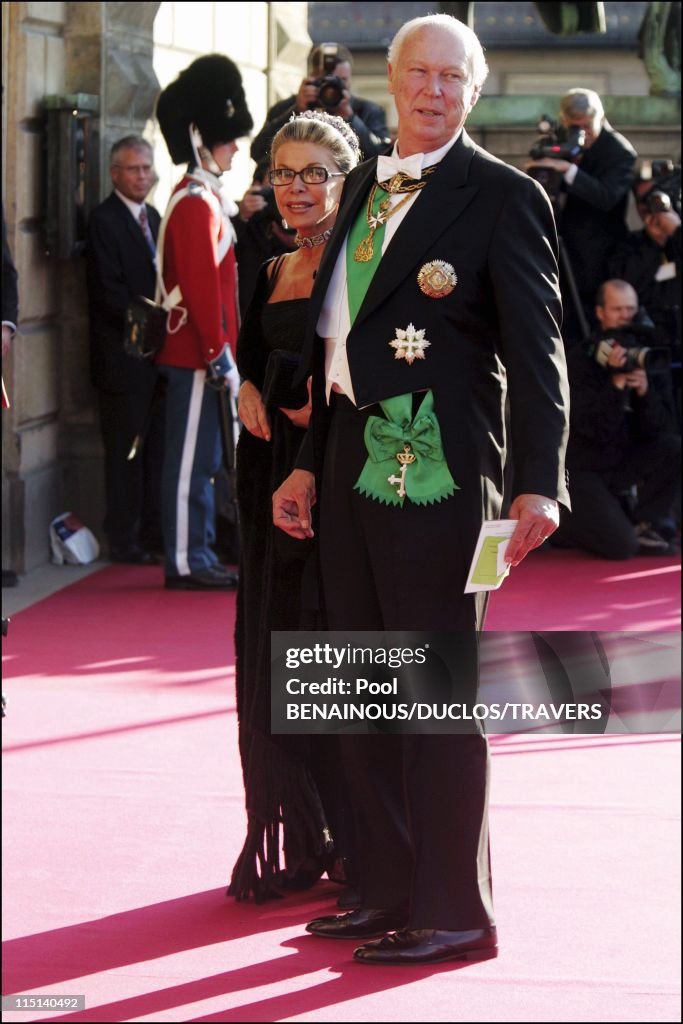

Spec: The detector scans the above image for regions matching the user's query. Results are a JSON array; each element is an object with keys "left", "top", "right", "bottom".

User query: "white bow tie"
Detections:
[{"left": 376, "top": 152, "right": 425, "bottom": 183}]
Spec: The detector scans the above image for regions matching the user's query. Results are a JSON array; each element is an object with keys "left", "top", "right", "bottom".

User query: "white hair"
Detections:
[
  {"left": 387, "top": 13, "right": 489, "bottom": 89},
  {"left": 560, "top": 88, "right": 605, "bottom": 122}
]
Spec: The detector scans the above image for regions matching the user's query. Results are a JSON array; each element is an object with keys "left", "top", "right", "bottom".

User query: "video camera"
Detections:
[
  {"left": 529, "top": 116, "right": 586, "bottom": 162},
  {"left": 636, "top": 158, "right": 682, "bottom": 216},
  {"left": 527, "top": 116, "right": 586, "bottom": 203},
  {"left": 308, "top": 43, "right": 346, "bottom": 111},
  {"left": 585, "top": 323, "right": 671, "bottom": 376}
]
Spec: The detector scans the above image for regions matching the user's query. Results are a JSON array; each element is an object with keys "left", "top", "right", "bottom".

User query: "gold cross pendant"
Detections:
[{"left": 387, "top": 444, "right": 416, "bottom": 498}]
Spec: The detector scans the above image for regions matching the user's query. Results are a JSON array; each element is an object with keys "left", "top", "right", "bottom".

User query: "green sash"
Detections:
[{"left": 345, "top": 178, "right": 459, "bottom": 507}]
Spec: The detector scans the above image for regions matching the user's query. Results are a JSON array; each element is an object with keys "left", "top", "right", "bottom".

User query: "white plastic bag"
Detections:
[{"left": 49, "top": 512, "right": 100, "bottom": 565}]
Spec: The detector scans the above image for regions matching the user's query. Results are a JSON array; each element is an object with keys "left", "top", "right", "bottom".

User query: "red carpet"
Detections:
[
  {"left": 2, "top": 556, "right": 680, "bottom": 1022},
  {"left": 487, "top": 548, "right": 681, "bottom": 631}
]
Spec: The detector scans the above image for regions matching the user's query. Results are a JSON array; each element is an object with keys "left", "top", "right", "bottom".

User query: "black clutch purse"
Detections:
[
  {"left": 261, "top": 349, "right": 308, "bottom": 409},
  {"left": 123, "top": 296, "right": 167, "bottom": 359}
]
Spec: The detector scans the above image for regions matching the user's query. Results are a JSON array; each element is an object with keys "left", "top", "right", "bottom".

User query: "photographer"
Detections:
[
  {"left": 552, "top": 280, "right": 680, "bottom": 559},
  {"left": 527, "top": 88, "right": 637, "bottom": 345},
  {"left": 234, "top": 161, "right": 296, "bottom": 315},
  {"left": 250, "top": 43, "right": 390, "bottom": 163},
  {"left": 609, "top": 170, "right": 681, "bottom": 427}
]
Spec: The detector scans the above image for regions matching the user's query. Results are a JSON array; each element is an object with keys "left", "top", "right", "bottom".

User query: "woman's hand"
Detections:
[
  {"left": 280, "top": 376, "right": 312, "bottom": 429},
  {"left": 238, "top": 380, "right": 271, "bottom": 441}
]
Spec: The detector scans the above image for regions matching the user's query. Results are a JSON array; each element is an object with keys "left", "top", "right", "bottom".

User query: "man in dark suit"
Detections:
[
  {"left": 527, "top": 87, "right": 637, "bottom": 345},
  {"left": 86, "top": 136, "right": 164, "bottom": 563},
  {"left": 273, "top": 13, "right": 570, "bottom": 966}
]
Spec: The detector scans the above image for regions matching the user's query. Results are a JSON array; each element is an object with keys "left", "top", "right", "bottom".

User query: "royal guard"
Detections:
[{"left": 155, "top": 55, "right": 253, "bottom": 590}]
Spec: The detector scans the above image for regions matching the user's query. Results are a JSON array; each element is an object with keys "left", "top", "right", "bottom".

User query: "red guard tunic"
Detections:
[
  {"left": 156, "top": 170, "right": 239, "bottom": 581},
  {"left": 158, "top": 172, "right": 239, "bottom": 368}
]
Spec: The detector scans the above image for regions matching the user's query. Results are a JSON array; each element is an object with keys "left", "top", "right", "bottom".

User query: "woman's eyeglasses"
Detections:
[{"left": 268, "top": 166, "right": 345, "bottom": 186}]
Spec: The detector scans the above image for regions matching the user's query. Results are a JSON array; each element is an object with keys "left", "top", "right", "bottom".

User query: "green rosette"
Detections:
[{"left": 354, "top": 391, "right": 459, "bottom": 507}]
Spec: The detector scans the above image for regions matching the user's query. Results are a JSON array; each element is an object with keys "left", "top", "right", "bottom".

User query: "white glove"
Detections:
[{"left": 226, "top": 364, "right": 240, "bottom": 400}]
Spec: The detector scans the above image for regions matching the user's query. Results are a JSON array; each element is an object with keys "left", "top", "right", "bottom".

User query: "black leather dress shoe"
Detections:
[
  {"left": 353, "top": 927, "right": 498, "bottom": 965},
  {"left": 306, "top": 908, "right": 407, "bottom": 940},
  {"left": 110, "top": 546, "right": 158, "bottom": 565},
  {"left": 165, "top": 566, "right": 238, "bottom": 591}
]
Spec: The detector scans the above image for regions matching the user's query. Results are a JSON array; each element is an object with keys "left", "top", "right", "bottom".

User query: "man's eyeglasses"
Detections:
[
  {"left": 268, "top": 166, "right": 344, "bottom": 186},
  {"left": 113, "top": 164, "right": 154, "bottom": 174}
]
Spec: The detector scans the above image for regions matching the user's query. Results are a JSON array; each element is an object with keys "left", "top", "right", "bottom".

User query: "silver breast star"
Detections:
[{"left": 389, "top": 323, "right": 431, "bottom": 365}]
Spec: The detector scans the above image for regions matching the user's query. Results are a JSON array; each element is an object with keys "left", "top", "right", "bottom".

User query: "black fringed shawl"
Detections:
[{"left": 229, "top": 259, "right": 333, "bottom": 901}]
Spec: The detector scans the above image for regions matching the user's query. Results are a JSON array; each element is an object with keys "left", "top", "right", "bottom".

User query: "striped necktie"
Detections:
[{"left": 138, "top": 207, "right": 156, "bottom": 256}]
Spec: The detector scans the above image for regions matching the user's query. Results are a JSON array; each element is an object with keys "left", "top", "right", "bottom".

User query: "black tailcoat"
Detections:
[{"left": 302, "top": 130, "right": 570, "bottom": 568}]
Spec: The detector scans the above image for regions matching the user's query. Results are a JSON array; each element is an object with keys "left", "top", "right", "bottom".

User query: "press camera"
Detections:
[
  {"left": 586, "top": 324, "right": 671, "bottom": 376},
  {"left": 308, "top": 43, "right": 346, "bottom": 111}
]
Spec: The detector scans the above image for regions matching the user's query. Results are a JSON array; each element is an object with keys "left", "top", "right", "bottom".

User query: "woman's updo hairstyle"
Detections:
[{"left": 270, "top": 110, "right": 361, "bottom": 173}]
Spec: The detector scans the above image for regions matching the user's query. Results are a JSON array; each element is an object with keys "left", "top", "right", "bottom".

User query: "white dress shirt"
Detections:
[
  {"left": 114, "top": 189, "right": 147, "bottom": 224},
  {"left": 320, "top": 135, "right": 459, "bottom": 406}
]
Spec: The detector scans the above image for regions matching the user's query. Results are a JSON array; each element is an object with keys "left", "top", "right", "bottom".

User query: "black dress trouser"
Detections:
[{"left": 318, "top": 395, "right": 494, "bottom": 930}]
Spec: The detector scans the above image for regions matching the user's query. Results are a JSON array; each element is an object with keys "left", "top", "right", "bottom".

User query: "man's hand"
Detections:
[
  {"left": 296, "top": 77, "right": 320, "bottom": 113},
  {"left": 504, "top": 494, "right": 560, "bottom": 566},
  {"left": 623, "top": 368, "right": 648, "bottom": 396},
  {"left": 239, "top": 188, "right": 267, "bottom": 222},
  {"left": 238, "top": 380, "right": 271, "bottom": 441},
  {"left": 644, "top": 209, "right": 681, "bottom": 247},
  {"left": 524, "top": 157, "right": 571, "bottom": 175},
  {"left": 273, "top": 469, "right": 316, "bottom": 539},
  {"left": 607, "top": 342, "right": 631, "bottom": 390},
  {"left": 333, "top": 90, "right": 354, "bottom": 122}
]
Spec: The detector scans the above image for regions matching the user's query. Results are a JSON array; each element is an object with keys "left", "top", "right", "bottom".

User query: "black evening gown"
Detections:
[{"left": 229, "top": 258, "right": 339, "bottom": 901}]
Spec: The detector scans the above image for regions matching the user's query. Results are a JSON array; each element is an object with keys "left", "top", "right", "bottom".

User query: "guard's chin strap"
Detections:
[{"left": 189, "top": 123, "right": 221, "bottom": 182}]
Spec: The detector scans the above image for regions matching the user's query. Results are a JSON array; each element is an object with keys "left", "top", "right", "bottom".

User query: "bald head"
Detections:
[{"left": 595, "top": 280, "right": 638, "bottom": 331}]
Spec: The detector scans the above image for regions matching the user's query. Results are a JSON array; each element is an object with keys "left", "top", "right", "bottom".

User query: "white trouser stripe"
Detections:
[{"left": 175, "top": 370, "right": 205, "bottom": 575}]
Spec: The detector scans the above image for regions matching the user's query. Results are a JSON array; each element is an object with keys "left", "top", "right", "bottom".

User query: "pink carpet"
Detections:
[
  {"left": 1, "top": 556, "right": 680, "bottom": 1022},
  {"left": 487, "top": 548, "right": 681, "bottom": 631}
]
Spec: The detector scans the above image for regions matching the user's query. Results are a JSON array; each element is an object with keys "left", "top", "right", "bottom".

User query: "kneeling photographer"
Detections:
[
  {"left": 552, "top": 280, "right": 680, "bottom": 559},
  {"left": 250, "top": 43, "right": 390, "bottom": 163},
  {"left": 526, "top": 88, "right": 637, "bottom": 346}
]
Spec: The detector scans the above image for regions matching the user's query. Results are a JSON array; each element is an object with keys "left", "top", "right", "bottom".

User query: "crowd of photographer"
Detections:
[{"left": 526, "top": 87, "right": 680, "bottom": 558}]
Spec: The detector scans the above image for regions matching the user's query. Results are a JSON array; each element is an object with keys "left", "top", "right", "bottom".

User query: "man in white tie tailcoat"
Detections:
[{"left": 274, "top": 14, "right": 570, "bottom": 966}]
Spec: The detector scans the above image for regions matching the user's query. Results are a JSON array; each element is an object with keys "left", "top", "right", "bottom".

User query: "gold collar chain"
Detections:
[{"left": 353, "top": 164, "right": 438, "bottom": 263}]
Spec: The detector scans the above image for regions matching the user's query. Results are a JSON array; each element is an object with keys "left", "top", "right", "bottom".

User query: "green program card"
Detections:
[{"left": 470, "top": 536, "right": 510, "bottom": 586}]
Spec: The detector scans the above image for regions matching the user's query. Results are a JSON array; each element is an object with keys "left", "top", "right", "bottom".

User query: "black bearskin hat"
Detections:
[{"left": 156, "top": 54, "right": 253, "bottom": 164}]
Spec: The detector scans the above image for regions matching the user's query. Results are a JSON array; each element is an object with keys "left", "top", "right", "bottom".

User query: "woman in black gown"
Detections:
[{"left": 229, "top": 112, "right": 360, "bottom": 901}]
